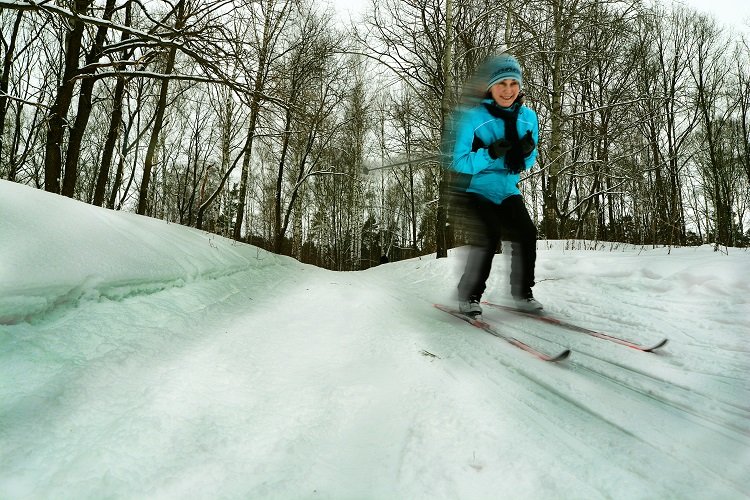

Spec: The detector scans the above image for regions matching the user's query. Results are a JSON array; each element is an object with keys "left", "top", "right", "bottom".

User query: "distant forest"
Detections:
[{"left": 2, "top": 0, "right": 748, "bottom": 270}]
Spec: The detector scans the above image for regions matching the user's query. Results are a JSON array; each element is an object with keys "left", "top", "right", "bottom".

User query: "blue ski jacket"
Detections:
[{"left": 451, "top": 99, "right": 539, "bottom": 205}]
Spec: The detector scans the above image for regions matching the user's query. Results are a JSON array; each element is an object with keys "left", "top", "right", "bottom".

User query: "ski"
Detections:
[
  {"left": 482, "top": 302, "right": 668, "bottom": 352},
  {"left": 434, "top": 304, "right": 571, "bottom": 362}
]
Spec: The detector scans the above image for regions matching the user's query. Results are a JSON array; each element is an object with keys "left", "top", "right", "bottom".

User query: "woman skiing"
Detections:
[{"left": 450, "top": 53, "right": 541, "bottom": 316}]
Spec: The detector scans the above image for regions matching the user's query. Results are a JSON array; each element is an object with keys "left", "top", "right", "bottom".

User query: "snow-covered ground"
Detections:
[{"left": 1, "top": 179, "right": 749, "bottom": 499}]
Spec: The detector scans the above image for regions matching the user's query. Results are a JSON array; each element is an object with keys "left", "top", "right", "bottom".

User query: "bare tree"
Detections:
[
  {"left": 42, "top": 0, "right": 93, "bottom": 194},
  {"left": 357, "top": 0, "right": 460, "bottom": 258},
  {"left": 136, "top": 0, "right": 186, "bottom": 214},
  {"left": 336, "top": 56, "right": 371, "bottom": 268},
  {"left": 564, "top": 2, "right": 643, "bottom": 241},
  {"left": 230, "top": 0, "right": 294, "bottom": 240},
  {"left": 268, "top": 2, "right": 345, "bottom": 254},
  {"left": 0, "top": 10, "right": 25, "bottom": 180},
  {"left": 57, "top": 0, "right": 117, "bottom": 197},
  {"left": 691, "top": 15, "right": 736, "bottom": 247},
  {"left": 1, "top": 9, "right": 50, "bottom": 183},
  {"left": 93, "top": 0, "right": 133, "bottom": 207},
  {"left": 388, "top": 90, "right": 422, "bottom": 251},
  {"left": 195, "top": 83, "right": 242, "bottom": 230},
  {"left": 735, "top": 35, "right": 750, "bottom": 186}
]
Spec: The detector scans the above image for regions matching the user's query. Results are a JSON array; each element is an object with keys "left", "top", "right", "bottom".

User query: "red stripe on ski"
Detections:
[{"left": 482, "top": 302, "right": 668, "bottom": 352}]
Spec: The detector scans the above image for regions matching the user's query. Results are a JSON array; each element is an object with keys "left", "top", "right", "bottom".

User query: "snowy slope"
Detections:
[{"left": 1, "top": 179, "right": 749, "bottom": 499}]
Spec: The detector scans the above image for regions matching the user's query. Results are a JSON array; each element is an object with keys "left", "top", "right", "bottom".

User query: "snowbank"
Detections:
[{"left": 0, "top": 180, "right": 288, "bottom": 324}]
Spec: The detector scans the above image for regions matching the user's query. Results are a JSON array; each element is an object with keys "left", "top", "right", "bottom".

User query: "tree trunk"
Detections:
[
  {"left": 44, "top": 0, "right": 93, "bottom": 193},
  {"left": 196, "top": 115, "right": 235, "bottom": 230},
  {"left": 435, "top": 0, "right": 453, "bottom": 258},
  {"left": 273, "top": 107, "right": 294, "bottom": 253},
  {"left": 543, "top": 0, "right": 564, "bottom": 240},
  {"left": 137, "top": 1, "right": 184, "bottom": 215},
  {"left": 231, "top": 85, "right": 263, "bottom": 240},
  {"left": 231, "top": 1, "right": 281, "bottom": 240},
  {"left": 61, "top": 0, "right": 117, "bottom": 197},
  {"left": 93, "top": 76, "right": 126, "bottom": 206},
  {"left": 0, "top": 11, "right": 24, "bottom": 181}
]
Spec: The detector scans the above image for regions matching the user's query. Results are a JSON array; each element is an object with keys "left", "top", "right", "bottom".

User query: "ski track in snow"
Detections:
[
  {"left": 378, "top": 251, "right": 750, "bottom": 498},
  {"left": 1, "top": 180, "right": 749, "bottom": 498}
]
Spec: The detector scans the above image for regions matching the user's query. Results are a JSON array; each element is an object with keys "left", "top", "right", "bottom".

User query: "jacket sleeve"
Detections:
[
  {"left": 450, "top": 109, "right": 494, "bottom": 175},
  {"left": 521, "top": 109, "right": 539, "bottom": 171}
]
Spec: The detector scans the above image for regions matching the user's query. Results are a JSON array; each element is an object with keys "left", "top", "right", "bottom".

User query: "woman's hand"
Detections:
[{"left": 487, "top": 138, "right": 511, "bottom": 159}]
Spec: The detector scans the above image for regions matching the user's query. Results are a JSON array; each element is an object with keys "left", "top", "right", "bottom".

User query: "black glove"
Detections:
[
  {"left": 505, "top": 150, "right": 525, "bottom": 173},
  {"left": 487, "top": 138, "right": 511, "bottom": 159},
  {"left": 504, "top": 131, "right": 536, "bottom": 174},
  {"left": 519, "top": 131, "right": 535, "bottom": 158}
]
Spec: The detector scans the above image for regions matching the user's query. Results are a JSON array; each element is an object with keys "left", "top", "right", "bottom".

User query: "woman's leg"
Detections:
[
  {"left": 457, "top": 195, "right": 503, "bottom": 300},
  {"left": 498, "top": 195, "right": 537, "bottom": 299}
]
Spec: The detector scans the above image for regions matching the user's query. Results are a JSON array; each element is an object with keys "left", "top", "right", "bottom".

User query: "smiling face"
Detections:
[{"left": 489, "top": 78, "right": 520, "bottom": 108}]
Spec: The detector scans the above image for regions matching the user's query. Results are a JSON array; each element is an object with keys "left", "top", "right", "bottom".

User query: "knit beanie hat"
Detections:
[{"left": 486, "top": 54, "right": 523, "bottom": 90}]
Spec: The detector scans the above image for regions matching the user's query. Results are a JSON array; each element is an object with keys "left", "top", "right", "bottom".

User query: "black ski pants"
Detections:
[{"left": 457, "top": 193, "right": 537, "bottom": 300}]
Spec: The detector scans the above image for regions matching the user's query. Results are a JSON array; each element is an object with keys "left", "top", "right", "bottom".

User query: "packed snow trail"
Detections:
[{"left": 1, "top": 180, "right": 749, "bottom": 498}]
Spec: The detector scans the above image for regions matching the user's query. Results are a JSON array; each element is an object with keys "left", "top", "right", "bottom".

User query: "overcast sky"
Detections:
[
  {"left": 676, "top": 0, "right": 749, "bottom": 31},
  {"left": 330, "top": 0, "right": 748, "bottom": 32}
]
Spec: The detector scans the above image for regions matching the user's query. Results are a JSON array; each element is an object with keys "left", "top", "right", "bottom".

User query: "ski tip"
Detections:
[
  {"left": 644, "top": 338, "right": 669, "bottom": 352},
  {"left": 549, "top": 349, "right": 572, "bottom": 362}
]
